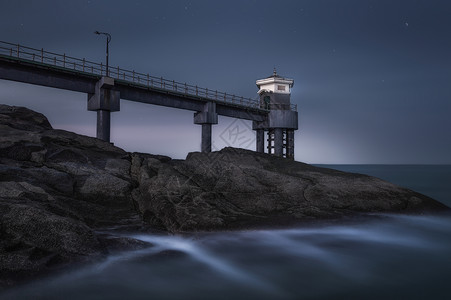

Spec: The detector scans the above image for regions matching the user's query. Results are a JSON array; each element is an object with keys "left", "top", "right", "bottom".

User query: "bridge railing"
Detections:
[
  {"left": 0, "top": 41, "right": 297, "bottom": 111},
  {"left": 0, "top": 41, "right": 106, "bottom": 76},
  {"left": 109, "top": 66, "right": 264, "bottom": 109}
]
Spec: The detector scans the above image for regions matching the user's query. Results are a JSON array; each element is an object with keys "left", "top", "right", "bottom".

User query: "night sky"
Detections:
[{"left": 1, "top": 0, "right": 450, "bottom": 164}]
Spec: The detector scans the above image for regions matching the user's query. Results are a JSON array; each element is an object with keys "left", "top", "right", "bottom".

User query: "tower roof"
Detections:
[{"left": 256, "top": 69, "right": 294, "bottom": 89}]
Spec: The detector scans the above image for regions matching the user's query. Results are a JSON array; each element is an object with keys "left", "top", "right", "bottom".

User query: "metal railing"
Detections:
[{"left": 0, "top": 41, "right": 297, "bottom": 111}]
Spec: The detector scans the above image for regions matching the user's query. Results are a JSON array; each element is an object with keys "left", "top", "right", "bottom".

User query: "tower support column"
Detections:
[
  {"left": 286, "top": 129, "right": 294, "bottom": 160},
  {"left": 256, "top": 129, "right": 264, "bottom": 153},
  {"left": 274, "top": 128, "right": 283, "bottom": 157},
  {"left": 267, "top": 129, "right": 274, "bottom": 154}
]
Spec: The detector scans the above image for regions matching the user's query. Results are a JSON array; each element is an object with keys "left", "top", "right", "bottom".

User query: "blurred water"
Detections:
[{"left": 2, "top": 166, "right": 451, "bottom": 300}]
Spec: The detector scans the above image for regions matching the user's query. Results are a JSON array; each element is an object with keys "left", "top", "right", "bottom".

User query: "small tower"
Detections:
[
  {"left": 256, "top": 68, "right": 294, "bottom": 110},
  {"left": 253, "top": 69, "right": 298, "bottom": 159}
]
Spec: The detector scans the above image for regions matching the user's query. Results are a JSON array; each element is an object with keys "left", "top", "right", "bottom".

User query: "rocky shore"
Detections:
[{"left": 0, "top": 104, "right": 448, "bottom": 288}]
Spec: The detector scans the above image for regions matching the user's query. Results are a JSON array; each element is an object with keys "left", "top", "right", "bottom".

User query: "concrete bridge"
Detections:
[{"left": 0, "top": 41, "right": 298, "bottom": 159}]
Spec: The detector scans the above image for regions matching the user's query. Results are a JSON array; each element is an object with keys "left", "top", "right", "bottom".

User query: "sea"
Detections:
[{"left": 2, "top": 165, "right": 451, "bottom": 300}]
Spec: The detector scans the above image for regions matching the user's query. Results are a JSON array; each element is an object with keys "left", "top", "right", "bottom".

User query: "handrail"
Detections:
[{"left": 0, "top": 41, "right": 297, "bottom": 112}]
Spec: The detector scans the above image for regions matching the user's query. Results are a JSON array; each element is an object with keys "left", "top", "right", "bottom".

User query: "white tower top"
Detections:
[{"left": 256, "top": 68, "right": 294, "bottom": 95}]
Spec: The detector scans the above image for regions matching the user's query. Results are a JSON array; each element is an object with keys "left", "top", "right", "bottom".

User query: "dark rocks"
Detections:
[
  {"left": 0, "top": 104, "right": 449, "bottom": 288},
  {"left": 0, "top": 105, "right": 147, "bottom": 288},
  {"left": 131, "top": 149, "right": 448, "bottom": 231}
]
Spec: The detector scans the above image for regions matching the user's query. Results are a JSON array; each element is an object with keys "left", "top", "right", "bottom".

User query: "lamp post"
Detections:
[{"left": 94, "top": 31, "right": 111, "bottom": 77}]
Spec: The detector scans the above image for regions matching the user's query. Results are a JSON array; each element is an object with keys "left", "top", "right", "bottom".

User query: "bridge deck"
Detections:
[{"left": 0, "top": 41, "right": 295, "bottom": 121}]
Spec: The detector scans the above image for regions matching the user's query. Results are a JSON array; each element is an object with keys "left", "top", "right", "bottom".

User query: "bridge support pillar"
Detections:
[
  {"left": 194, "top": 102, "right": 218, "bottom": 153},
  {"left": 274, "top": 128, "right": 284, "bottom": 157},
  {"left": 97, "top": 110, "right": 111, "bottom": 142},
  {"left": 201, "top": 124, "right": 212, "bottom": 153},
  {"left": 87, "top": 77, "right": 120, "bottom": 143},
  {"left": 256, "top": 129, "right": 264, "bottom": 153}
]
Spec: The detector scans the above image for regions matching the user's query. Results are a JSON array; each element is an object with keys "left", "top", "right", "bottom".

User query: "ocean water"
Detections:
[
  {"left": 318, "top": 165, "right": 451, "bottom": 207},
  {"left": 2, "top": 165, "right": 451, "bottom": 300}
]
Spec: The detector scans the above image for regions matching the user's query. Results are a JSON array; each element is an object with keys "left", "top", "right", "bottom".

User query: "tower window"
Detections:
[
  {"left": 277, "top": 85, "right": 286, "bottom": 91},
  {"left": 263, "top": 96, "right": 270, "bottom": 109}
]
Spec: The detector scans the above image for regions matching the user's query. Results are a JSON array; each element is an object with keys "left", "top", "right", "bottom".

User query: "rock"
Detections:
[
  {"left": 0, "top": 104, "right": 449, "bottom": 287},
  {"left": 131, "top": 148, "right": 448, "bottom": 231},
  {"left": 0, "top": 105, "right": 146, "bottom": 288}
]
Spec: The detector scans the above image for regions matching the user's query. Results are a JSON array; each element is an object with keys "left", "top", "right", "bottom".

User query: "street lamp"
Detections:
[{"left": 94, "top": 31, "right": 111, "bottom": 76}]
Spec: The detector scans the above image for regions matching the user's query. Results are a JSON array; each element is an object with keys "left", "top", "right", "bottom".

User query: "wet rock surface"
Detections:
[{"left": 0, "top": 104, "right": 448, "bottom": 288}]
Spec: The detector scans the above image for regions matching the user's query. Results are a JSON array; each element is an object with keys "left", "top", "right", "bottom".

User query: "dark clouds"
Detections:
[{"left": 1, "top": 0, "right": 450, "bottom": 163}]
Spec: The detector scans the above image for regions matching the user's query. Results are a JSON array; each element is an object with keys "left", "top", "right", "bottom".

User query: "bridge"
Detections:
[{"left": 0, "top": 41, "right": 298, "bottom": 159}]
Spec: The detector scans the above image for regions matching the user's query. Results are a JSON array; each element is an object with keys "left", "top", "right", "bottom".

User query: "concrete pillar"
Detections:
[
  {"left": 88, "top": 77, "right": 120, "bottom": 143},
  {"left": 97, "top": 110, "right": 111, "bottom": 142},
  {"left": 256, "top": 129, "right": 264, "bottom": 153},
  {"left": 274, "top": 128, "right": 283, "bottom": 157},
  {"left": 194, "top": 102, "right": 218, "bottom": 153},
  {"left": 201, "top": 124, "right": 212, "bottom": 153},
  {"left": 286, "top": 129, "right": 295, "bottom": 160},
  {"left": 267, "top": 130, "right": 274, "bottom": 154}
]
